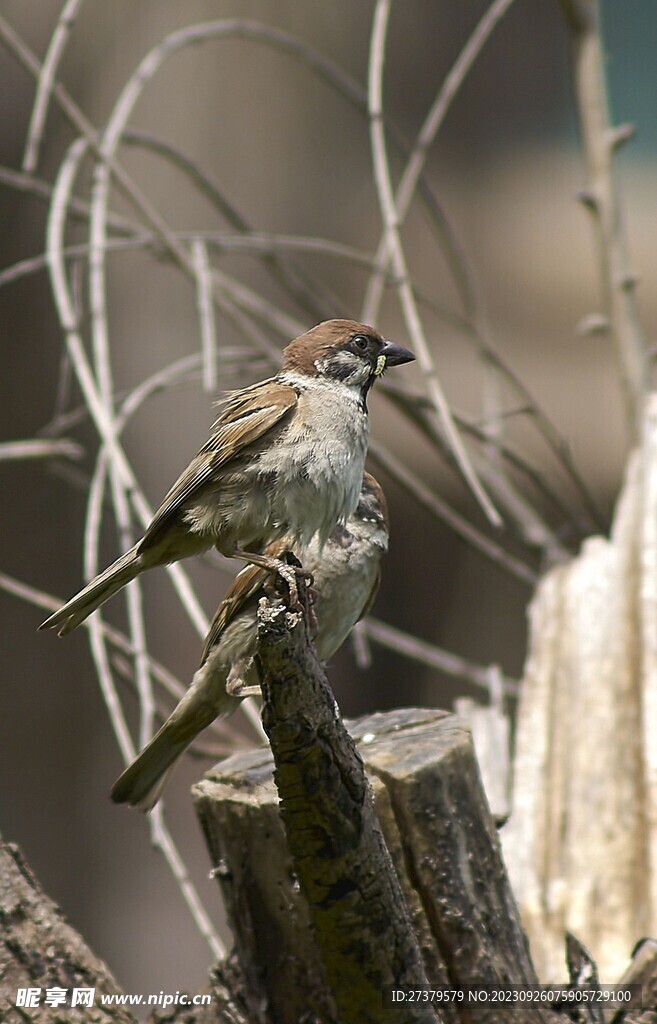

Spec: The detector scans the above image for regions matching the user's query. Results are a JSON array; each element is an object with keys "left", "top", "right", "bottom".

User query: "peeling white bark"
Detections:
[{"left": 503, "top": 395, "right": 657, "bottom": 981}]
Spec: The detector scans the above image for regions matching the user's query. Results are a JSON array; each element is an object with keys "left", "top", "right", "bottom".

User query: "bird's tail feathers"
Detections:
[
  {"left": 38, "top": 545, "right": 142, "bottom": 635},
  {"left": 110, "top": 684, "right": 235, "bottom": 812},
  {"left": 110, "top": 721, "right": 191, "bottom": 813}
]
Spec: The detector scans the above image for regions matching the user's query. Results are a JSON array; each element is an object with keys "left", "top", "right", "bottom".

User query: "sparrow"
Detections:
[
  {"left": 38, "top": 320, "right": 412, "bottom": 635},
  {"left": 110, "top": 473, "right": 389, "bottom": 810}
]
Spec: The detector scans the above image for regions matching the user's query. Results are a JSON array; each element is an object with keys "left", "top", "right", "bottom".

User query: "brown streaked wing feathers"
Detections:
[
  {"left": 200, "top": 539, "right": 290, "bottom": 665},
  {"left": 201, "top": 545, "right": 379, "bottom": 668},
  {"left": 138, "top": 382, "right": 297, "bottom": 552}
]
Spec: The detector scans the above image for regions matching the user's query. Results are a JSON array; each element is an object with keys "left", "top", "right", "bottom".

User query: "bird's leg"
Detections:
[
  {"left": 233, "top": 548, "right": 314, "bottom": 612},
  {"left": 262, "top": 557, "right": 319, "bottom": 634},
  {"left": 226, "top": 658, "right": 260, "bottom": 698}
]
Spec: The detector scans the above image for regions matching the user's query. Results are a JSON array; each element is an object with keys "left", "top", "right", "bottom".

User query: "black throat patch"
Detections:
[{"left": 359, "top": 375, "right": 375, "bottom": 412}]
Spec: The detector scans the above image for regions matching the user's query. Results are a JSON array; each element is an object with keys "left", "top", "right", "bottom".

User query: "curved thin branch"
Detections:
[
  {"left": 124, "top": 130, "right": 337, "bottom": 322},
  {"left": 0, "top": 164, "right": 137, "bottom": 235},
  {"left": 84, "top": 451, "right": 135, "bottom": 762},
  {"left": 383, "top": 380, "right": 587, "bottom": 538},
  {"left": 368, "top": 439, "right": 538, "bottom": 586},
  {"left": 0, "top": 569, "right": 239, "bottom": 753},
  {"left": 46, "top": 137, "right": 210, "bottom": 639},
  {"left": 363, "top": 616, "right": 519, "bottom": 696},
  {"left": 558, "top": 0, "right": 648, "bottom": 439},
  {"left": 151, "top": 805, "right": 225, "bottom": 959},
  {"left": 368, "top": 0, "right": 501, "bottom": 528},
  {"left": 0, "top": 15, "right": 467, "bottom": 340},
  {"left": 363, "top": 0, "right": 516, "bottom": 324},
  {"left": 382, "top": 383, "right": 575, "bottom": 557},
  {"left": 22, "top": 0, "right": 87, "bottom": 172}
]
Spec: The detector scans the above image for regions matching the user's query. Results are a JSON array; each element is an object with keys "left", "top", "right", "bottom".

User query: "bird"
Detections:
[
  {"left": 110, "top": 473, "right": 389, "bottom": 810},
  {"left": 38, "top": 320, "right": 412, "bottom": 635}
]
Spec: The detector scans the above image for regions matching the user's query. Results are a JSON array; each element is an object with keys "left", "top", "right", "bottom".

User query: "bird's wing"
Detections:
[
  {"left": 200, "top": 539, "right": 290, "bottom": 665},
  {"left": 138, "top": 381, "right": 297, "bottom": 551}
]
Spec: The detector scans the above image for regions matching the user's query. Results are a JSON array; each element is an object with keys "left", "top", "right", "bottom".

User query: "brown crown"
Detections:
[{"left": 281, "top": 319, "right": 382, "bottom": 375}]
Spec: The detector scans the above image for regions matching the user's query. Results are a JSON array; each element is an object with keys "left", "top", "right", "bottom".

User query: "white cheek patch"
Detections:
[{"left": 374, "top": 354, "right": 387, "bottom": 376}]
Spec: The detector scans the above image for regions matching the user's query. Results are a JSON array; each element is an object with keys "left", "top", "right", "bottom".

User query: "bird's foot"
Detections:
[
  {"left": 228, "top": 681, "right": 261, "bottom": 699},
  {"left": 226, "top": 658, "right": 259, "bottom": 698},
  {"left": 235, "top": 548, "right": 313, "bottom": 614},
  {"left": 269, "top": 554, "right": 314, "bottom": 614}
]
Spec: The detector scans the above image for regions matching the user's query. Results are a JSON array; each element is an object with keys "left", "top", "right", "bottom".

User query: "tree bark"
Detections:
[
  {"left": 0, "top": 833, "right": 136, "bottom": 1024},
  {"left": 357, "top": 711, "right": 539, "bottom": 1002},
  {"left": 0, "top": 833, "right": 254, "bottom": 1024},
  {"left": 503, "top": 396, "right": 657, "bottom": 981},
  {"left": 256, "top": 596, "right": 438, "bottom": 1024}
]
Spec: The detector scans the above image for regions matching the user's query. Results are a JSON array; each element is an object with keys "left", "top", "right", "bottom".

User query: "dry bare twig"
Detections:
[
  {"left": 21, "top": 0, "right": 87, "bottom": 173},
  {"left": 0, "top": 438, "right": 82, "bottom": 461},
  {"left": 368, "top": 0, "right": 502, "bottom": 528},
  {"left": 559, "top": 0, "right": 648, "bottom": 439}
]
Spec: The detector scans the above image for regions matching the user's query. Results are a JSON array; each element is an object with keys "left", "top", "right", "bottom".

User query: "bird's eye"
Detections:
[{"left": 352, "top": 334, "right": 369, "bottom": 351}]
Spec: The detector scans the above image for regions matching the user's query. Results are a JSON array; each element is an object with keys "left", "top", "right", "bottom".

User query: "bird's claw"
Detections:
[{"left": 274, "top": 558, "right": 314, "bottom": 613}]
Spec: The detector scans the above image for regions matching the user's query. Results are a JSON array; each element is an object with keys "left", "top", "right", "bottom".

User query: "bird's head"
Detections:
[{"left": 281, "top": 319, "right": 414, "bottom": 396}]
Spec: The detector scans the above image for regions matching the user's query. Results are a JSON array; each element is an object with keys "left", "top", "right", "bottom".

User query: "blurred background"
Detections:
[{"left": 1, "top": 0, "right": 655, "bottom": 1006}]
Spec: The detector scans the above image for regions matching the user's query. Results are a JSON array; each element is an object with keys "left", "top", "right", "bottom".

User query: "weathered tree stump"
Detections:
[
  {"left": 503, "top": 396, "right": 657, "bottom": 982},
  {"left": 0, "top": 834, "right": 253, "bottom": 1024},
  {"left": 0, "top": 833, "right": 136, "bottom": 1024},
  {"left": 194, "top": 595, "right": 553, "bottom": 1024}
]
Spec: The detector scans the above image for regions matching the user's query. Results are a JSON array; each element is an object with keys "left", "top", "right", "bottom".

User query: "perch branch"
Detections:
[{"left": 256, "top": 592, "right": 440, "bottom": 1024}]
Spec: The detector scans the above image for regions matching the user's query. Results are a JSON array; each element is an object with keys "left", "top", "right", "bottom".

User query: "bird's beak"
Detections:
[{"left": 375, "top": 339, "right": 415, "bottom": 373}]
